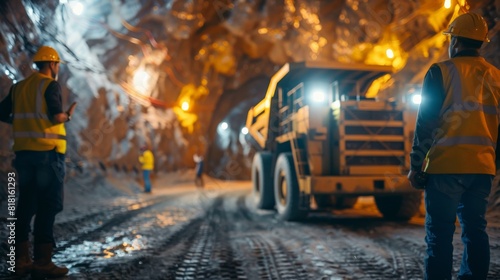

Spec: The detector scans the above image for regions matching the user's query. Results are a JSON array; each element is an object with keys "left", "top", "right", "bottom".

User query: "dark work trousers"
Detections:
[
  {"left": 14, "top": 150, "right": 65, "bottom": 245},
  {"left": 142, "top": 169, "right": 151, "bottom": 193},
  {"left": 424, "top": 174, "right": 492, "bottom": 280}
]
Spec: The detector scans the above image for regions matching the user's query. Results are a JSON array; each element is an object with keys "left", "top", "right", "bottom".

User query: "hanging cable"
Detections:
[
  {"left": 163, "top": 66, "right": 185, "bottom": 88},
  {"left": 120, "top": 81, "right": 177, "bottom": 108},
  {"left": 121, "top": 19, "right": 161, "bottom": 49}
]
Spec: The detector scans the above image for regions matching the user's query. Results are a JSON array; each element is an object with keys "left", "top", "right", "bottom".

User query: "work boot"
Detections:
[
  {"left": 14, "top": 240, "right": 33, "bottom": 277},
  {"left": 31, "top": 243, "right": 68, "bottom": 279}
]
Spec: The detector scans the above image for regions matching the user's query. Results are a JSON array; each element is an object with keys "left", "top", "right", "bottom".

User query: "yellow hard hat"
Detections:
[
  {"left": 33, "top": 46, "right": 62, "bottom": 62},
  {"left": 443, "top": 13, "right": 490, "bottom": 42}
]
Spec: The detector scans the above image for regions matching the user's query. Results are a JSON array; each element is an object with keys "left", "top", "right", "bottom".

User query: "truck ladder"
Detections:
[{"left": 290, "top": 133, "right": 308, "bottom": 178}]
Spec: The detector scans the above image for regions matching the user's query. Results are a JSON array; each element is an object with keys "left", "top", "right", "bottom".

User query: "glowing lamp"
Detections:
[
  {"left": 412, "top": 94, "right": 422, "bottom": 105},
  {"left": 181, "top": 101, "right": 189, "bottom": 111},
  {"left": 69, "top": 1, "right": 84, "bottom": 15}
]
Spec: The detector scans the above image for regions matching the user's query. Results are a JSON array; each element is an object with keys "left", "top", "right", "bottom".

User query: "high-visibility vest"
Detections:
[
  {"left": 11, "top": 73, "right": 67, "bottom": 154},
  {"left": 139, "top": 150, "right": 154, "bottom": 170},
  {"left": 425, "top": 56, "right": 500, "bottom": 175}
]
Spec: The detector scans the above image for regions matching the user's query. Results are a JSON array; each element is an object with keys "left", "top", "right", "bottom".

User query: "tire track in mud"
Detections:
[
  {"left": 235, "top": 195, "right": 426, "bottom": 279},
  {"left": 287, "top": 221, "right": 426, "bottom": 279},
  {"left": 371, "top": 235, "right": 425, "bottom": 279},
  {"left": 230, "top": 195, "right": 315, "bottom": 280},
  {"left": 79, "top": 215, "right": 207, "bottom": 279},
  {"left": 107, "top": 192, "right": 312, "bottom": 279},
  {"left": 54, "top": 194, "right": 185, "bottom": 252},
  {"left": 299, "top": 230, "right": 399, "bottom": 279},
  {"left": 235, "top": 235, "right": 311, "bottom": 280},
  {"left": 320, "top": 223, "right": 425, "bottom": 279},
  {"left": 164, "top": 196, "right": 244, "bottom": 279},
  {"left": 340, "top": 234, "right": 423, "bottom": 279},
  {"left": 81, "top": 195, "right": 245, "bottom": 280},
  {"left": 0, "top": 194, "right": 186, "bottom": 280}
]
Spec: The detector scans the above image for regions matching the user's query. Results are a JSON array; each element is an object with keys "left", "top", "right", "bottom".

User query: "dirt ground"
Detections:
[{"left": 0, "top": 171, "right": 499, "bottom": 279}]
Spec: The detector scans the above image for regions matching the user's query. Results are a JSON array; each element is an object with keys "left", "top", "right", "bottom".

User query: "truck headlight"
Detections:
[
  {"left": 412, "top": 94, "right": 422, "bottom": 105},
  {"left": 311, "top": 89, "right": 326, "bottom": 103}
]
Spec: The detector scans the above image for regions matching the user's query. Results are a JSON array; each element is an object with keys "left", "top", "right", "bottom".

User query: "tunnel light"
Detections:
[
  {"left": 181, "top": 101, "right": 190, "bottom": 111},
  {"left": 132, "top": 69, "right": 151, "bottom": 94},
  {"left": 311, "top": 89, "right": 326, "bottom": 103},
  {"left": 444, "top": 0, "right": 452, "bottom": 9},
  {"left": 217, "top": 121, "right": 231, "bottom": 137},
  {"left": 412, "top": 94, "right": 422, "bottom": 105},
  {"left": 241, "top": 127, "right": 249, "bottom": 135},
  {"left": 69, "top": 1, "right": 84, "bottom": 16},
  {"left": 386, "top": 48, "right": 395, "bottom": 59},
  {"left": 220, "top": 122, "right": 228, "bottom": 130},
  {"left": 258, "top": 28, "right": 268, "bottom": 34}
]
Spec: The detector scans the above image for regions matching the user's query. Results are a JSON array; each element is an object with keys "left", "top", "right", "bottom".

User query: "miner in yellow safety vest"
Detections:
[
  {"left": 0, "top": 46, "right": 76, "bottom": 278},
  {"left": 408, "top": 13, "right": 500, "bottom": 280},
  {"left": 139, "top": 145, "right": 154, "bottom": 193}
]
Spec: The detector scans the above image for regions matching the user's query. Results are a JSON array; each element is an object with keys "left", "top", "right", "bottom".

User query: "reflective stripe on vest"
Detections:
[
  {"left": 434, "top": 135, "right": 495, "bottom": 147},
  {"left": 13, "top": 113, "right": 49, "bottom": 120},
  {"left": 13, "top": 131, "right": 67, "bottom": 140}
]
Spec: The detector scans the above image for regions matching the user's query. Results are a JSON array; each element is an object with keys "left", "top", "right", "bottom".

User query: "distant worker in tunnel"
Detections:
[
  {"left": 193, "top": 151, "right": 205, "bottom": 188},
  {"left": 139, "top": 145, "right": 154, "bottom": 193},
  {"left": 408, "top": 13, "right": 500, "bottom": 280},
  {"left": 0, "top": 45, "right": 75, "bottom": 278}
]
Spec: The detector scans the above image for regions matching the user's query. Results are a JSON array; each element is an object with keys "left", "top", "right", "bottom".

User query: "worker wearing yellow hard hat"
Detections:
[
  {"left": 408, "top": 13, "right": 500, "bottom": 280},
  {"left": 443, "top": 12, "right": 490, "bottom": 42},
  {"left": 32, "top": 45, "right": 64, "bottom": 63},
  {"left": 0, "top": 45, "right": 75, "bottom": 278}
]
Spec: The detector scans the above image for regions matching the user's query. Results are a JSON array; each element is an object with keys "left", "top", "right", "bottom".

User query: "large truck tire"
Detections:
[
  {"left": 274, "top": 153, "right": 307, "bottom": 221},
  {"left": 316, "top": 195, "right": 358, "bottom": 210},
  {"left": 252, "top": 152, "right": 275, "bottom": 210},
  {"left": 375, "top": 193, "right": 421, "bottom": 221}
]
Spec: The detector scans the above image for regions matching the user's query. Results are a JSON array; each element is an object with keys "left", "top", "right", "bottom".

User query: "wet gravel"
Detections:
[{"left": 1, "top": 181, "right": 500, "bottom": 279}]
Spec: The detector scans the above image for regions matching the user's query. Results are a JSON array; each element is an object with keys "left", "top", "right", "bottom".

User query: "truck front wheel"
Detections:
[
  {"left": 274, "top": 153, "right": 307, "bottom": 221},
  {"left": 375, "top": 193, "right": 421, "bottom": 221},
  {"left": 252, "top": 152, "right": 274, "bottom": 209}
]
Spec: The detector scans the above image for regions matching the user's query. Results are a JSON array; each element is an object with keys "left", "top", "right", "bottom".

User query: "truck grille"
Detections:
[
  {"left": 345, "top": 126, "right": 403, "bottom": 135},
  {"left": 345, "top": 141, "right": 404, "bottom": 150},
  {"left": 345, "top": 156, "right": 405, "bottom": 165},
  {"left": 335, "top": 104, "right": 409, "bottom": 173},
  {"left": 344, "top": 110, "right": 403, "bottom": 121}
]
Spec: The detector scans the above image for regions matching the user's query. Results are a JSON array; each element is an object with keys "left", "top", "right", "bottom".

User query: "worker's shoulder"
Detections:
[
  {"left": 45, "top": 80, "right": 62, "bottom": 91},
  {"left": 476, "top": 58, "right": 500, "bottom": 79}
]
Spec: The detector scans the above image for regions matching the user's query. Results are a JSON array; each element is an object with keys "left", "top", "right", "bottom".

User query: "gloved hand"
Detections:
[{"left": 407, "top": 170, "right": 427, "bottom": 190}]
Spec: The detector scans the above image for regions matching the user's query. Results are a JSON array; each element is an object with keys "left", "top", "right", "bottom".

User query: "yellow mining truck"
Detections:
[{"left": 247, "top": 61, "right": 420, "bottom": 221}]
